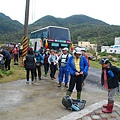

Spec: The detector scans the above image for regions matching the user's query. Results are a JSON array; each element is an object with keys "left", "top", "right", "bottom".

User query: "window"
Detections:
[
  {"left": 51, "top": 43, "right": 59, "bottom": 47},
  {"left": 110, "top": 50, "right": 112, "bottom": 52},
  {"left": 61, "top": 44, "right": 68, "bottom": 47},
  {"left": 114, "top": 50, "right": 116, "bottom": 52}
]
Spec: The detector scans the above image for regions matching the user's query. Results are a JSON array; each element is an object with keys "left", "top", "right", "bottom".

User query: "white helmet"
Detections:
[{"left": 73, "top": 47, "right": 82, "bottom": 55}]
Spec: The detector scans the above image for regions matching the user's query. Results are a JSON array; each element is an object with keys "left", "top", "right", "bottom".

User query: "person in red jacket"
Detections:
[{"left": 12, "top": 46, "right": 19, "bottom": 65}]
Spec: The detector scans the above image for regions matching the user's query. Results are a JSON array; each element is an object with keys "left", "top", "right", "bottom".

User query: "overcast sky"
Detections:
[{"left": 0, "top": 0, "right": 120, "bottom": 25}]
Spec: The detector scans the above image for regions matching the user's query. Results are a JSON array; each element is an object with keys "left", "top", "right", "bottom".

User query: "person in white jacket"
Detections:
[{"left": 48, "top": 49, "right": 58, "bottom": 80}]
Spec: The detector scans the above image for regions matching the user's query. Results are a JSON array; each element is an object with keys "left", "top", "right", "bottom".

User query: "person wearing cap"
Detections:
[
  {"left": 81, "top": 48, "right": 90, "bottom": 86},
  {"left": 66, "top": 47, "right": 88, "bottom": 100},
  {"left": 34, "top": 50, "right": 44, "bottom": 80},
  {"left": 43, "top": 49, "right": 50, "bottom": 77},
  {"left": 48, "top": 49, "right": 58, "bottom": 80},
  {"left": 99, "top": 58, "right": 119, "bottom": 113},
  {"left": 57, "top": 47, "right": 71, "bottom": 87}
]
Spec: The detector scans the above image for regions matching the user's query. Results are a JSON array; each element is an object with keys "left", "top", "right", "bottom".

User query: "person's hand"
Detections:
[
  {"left": 75, "top": 72, "right": 80, "bottom": 76},
  {"left": 79, "top": 71, "right": 83, "bottom": 75}
]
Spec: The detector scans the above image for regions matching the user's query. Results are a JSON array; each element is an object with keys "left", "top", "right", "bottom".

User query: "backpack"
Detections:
[
  {"left": 62, "top": 96, "right": 86, "bottom": 111},
  {"left": 58, "top": 54, "right": 69, "bottom": 67},
  {"left": 117, "top": 68, "right": 120, "bottom": 82},
  {"left": 108, "top": 64, "right": 120, "bottom": 82}
]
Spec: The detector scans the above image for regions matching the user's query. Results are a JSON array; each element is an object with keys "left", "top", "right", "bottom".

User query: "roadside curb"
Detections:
[{"left": 56, "top": 100, "right": 107, "bottom": 120}]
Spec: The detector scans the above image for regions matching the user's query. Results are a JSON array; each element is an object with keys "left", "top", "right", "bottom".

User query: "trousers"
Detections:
[{"left": 58, "top": 66, "right": 68, "bottom": 83}]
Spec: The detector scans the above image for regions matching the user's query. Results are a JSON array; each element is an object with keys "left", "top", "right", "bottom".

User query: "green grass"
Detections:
[
  {"left": 90, "top": 60, "right": 101, "bottom": 69},
  {"left": 90, "top": 60, "right": 120, "bottom": 69},
  {"left": 0, "top": 58, "right": 26, "bottom": 83}
]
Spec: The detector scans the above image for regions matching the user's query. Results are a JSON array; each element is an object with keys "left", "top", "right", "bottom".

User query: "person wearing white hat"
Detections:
[
  {"left": 66, "top": 46, "right": 88, "bottom": 100},
  {"left": 57, "top": 47, "right": 71, "bottom": 87}
]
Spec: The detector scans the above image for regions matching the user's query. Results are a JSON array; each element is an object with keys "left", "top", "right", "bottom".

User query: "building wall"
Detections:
[
  {"left": 78, "top": 41, "right": 97, "bottom": 51},
  {"left": 115, "top": 37, "right": 120, "bottom": 45}
]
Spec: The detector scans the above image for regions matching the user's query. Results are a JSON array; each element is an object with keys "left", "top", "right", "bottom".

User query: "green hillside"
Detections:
[
  {"left": 0, "top": 13, "right": 23, "bottom": 43},
  {"left": 0, "top": 13, "right": 120, "bottom": 48}
]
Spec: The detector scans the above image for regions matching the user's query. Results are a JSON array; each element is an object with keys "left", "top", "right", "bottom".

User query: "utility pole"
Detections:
[
  {"left": 96, "top": 25, "right": 100, "bottom": 61},
  {"left": 22, "top": 0, "right": 30, "bottom": 64}
]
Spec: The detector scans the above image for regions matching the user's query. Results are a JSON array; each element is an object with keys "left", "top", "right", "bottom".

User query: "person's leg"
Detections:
[
  {"left": 16, "top": 54, "right": 18, "bottom": 63},
  {"left": 82, "top": 73, "right": 88, "bottom": 86},
  {"left": 64, "top": 67, "right": 69, "bottom": 87},
  {"left": 4, "top": 59, "right": 7, "bottom": 70},
  {"left": 50, "top": 64, "right": 52, "bottom": 78},
  {"left": 7, "top": 59, "right": 11, "bottom": 70},
  {"left": 58, "top": 66, "right": 64, "bottom": 87},
  {"left": 50, "top": 64, "right": 54, "bottom": 79},
  {"left": 34, "top": 66, "right": 37, "bottom": 79},
  {"left": 31, "top": 69, "right": 34, "bottom": 84},
  {"left": 14, "top": 54, "right": 16, "bottom": 63},
  {"left": 102, "top": 88, "right": 117, "bottom": 113},
  {"left": 66, "top": 75, "right": 76, "bottom": 96},
  {"left": 53, "top": 65, "right": 57, "bottom": 78},
  {"left": 76, "top": 75, "right": 83, "bottom": 100},
  {"left": 44, "top": 64, "right": 47, "bottom": 76},
  {"left": 38, "top": 65, "right": 41, "bottom": 80},
  {"left": 26, "top": 70, "right": 29, "bottom": 82},
  {"left": 47, "top": 63, "right": 49, "bottom": 73}
]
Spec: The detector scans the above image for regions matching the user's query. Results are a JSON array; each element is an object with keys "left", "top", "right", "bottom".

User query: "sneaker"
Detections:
[
  {"left": 31, "top": 81, "right": 34, "bottom": 84},
  {"left": 26, "top": 81, "right": 29, "bottom": 84}
]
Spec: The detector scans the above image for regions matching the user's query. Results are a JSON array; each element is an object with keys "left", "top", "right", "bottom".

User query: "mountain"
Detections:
[
  {"left": 0, "top": 13, "right": 120, "bottom": 48},
  {"left": 0, "top": 13, "right": 23, "bottom": 43},
  {"left": 0, "top": 13, "right": 23, "bottom": 34},
  {"left": 32, "top": 15, "right": 108, "bottom": 27}
]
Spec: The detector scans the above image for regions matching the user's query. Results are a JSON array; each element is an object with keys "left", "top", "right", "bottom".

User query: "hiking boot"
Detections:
[
  {"left": 26, "top": 81, "right": 29, "bottom": 84},
  {"left": 57, "top": 82, "right": 61, "bottom": 87},
  {"left": 65, "top": 83, "right": 68, "bottom": 88},
  {"left": 102, "top": 104, "right": 113, "bottom": 113}
]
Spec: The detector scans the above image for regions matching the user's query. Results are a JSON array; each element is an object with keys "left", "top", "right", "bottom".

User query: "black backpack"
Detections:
[{"left": 62, "top": 96, "right": 86, "bottom": 111}]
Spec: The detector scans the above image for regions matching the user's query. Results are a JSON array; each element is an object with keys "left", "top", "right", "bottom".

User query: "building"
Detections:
[
  {"left": 78, "top": 41, "right": 97, "bottom": 51},
  {"left": 115, "top": 37, "right": 120, "bottom": 45},
  {"left": 101, "top": 45, "right": 120, "bottom": 54}
]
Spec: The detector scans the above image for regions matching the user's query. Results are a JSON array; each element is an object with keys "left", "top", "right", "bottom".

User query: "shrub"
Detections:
[{"left": 0, "top": 69, "right": 3, "bottom": 77}]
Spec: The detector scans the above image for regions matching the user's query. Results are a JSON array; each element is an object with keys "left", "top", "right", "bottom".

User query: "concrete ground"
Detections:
[{"left": 0, "top": 68, "right": 120, "bottom": 120}]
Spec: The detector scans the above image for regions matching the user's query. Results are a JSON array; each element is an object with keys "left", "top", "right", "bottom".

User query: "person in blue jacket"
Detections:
[
  {"left": 34, "top": 50, "right": 44, "bottom": 80},
  {"left": 66, "top": 47, "right": 88, "bottom": 100}
]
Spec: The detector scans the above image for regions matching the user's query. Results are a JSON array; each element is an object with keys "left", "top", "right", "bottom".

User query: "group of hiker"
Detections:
[{"left": 0, "top": 45, "right": 119, "bottom": 114}]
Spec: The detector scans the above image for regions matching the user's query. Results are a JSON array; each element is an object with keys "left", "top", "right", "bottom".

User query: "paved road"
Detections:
[
  {"left": 86, "top": 67, "right": 101, "bottom": 87},
  {"left": 0, "top": 67, "right": 119, "bottom": 120}
]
